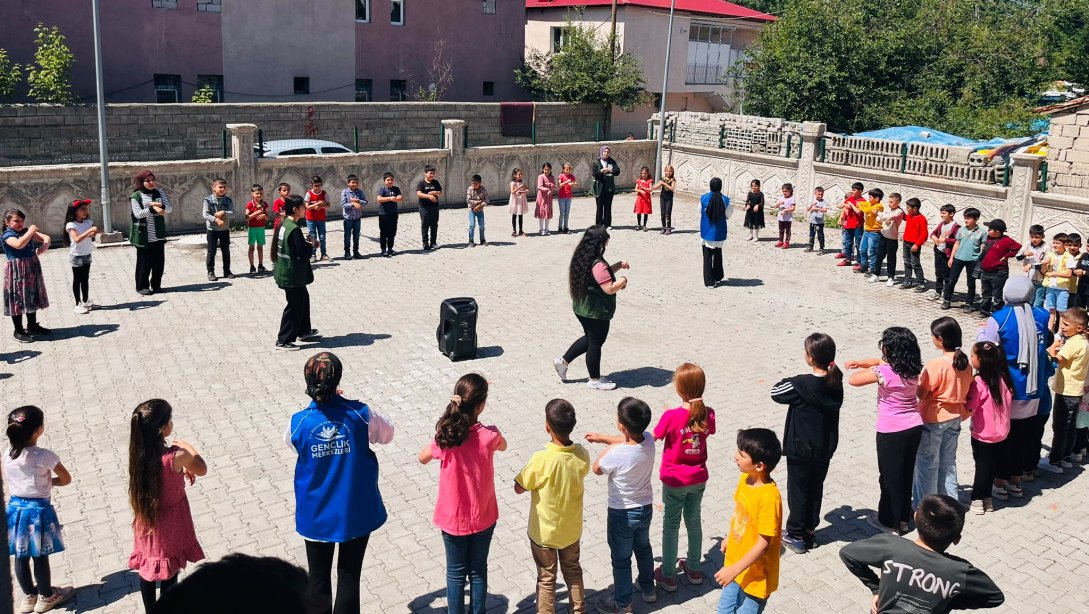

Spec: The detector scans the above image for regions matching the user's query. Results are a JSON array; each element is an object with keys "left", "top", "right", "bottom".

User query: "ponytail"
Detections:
[
  {"left": 805, "top": 333, "right": 843, "bottom": 392},
  {"left": 435, "top": 374, "right": 488, "bottom": 449},
  {"left": 6, "top": 406, "right": 44, "bottom": 460},
  {"left": 931, "top": 316, "right": 969, "bottom": 371},
  {"left": 673, "top": 363, "right": 709, "bottom": 432}
]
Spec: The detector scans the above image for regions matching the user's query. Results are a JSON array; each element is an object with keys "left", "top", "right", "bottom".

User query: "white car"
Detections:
[{"left": 255, "top": 139, "right": 353, "bottom": 158}]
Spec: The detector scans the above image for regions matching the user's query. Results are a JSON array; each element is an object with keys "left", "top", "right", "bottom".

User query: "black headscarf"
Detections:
[{"left": 706, "top": 178, "right": 726, "bottom": 222}]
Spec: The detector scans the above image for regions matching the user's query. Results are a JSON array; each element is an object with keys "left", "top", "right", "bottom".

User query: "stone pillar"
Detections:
[
  {"left": 1005, "top": 153, "right": 1042, "bottom": 240},
  {"left": 443, "top": 119, "right": 468, "bottom": 205},
  {"left": 796, "top": 121, "right": 826, "bottom": 208},
  {"left": 228, "top": 123, "right": 258, "bottom": 194}
]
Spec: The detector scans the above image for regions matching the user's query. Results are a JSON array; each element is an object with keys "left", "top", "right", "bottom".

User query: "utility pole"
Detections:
[
  {"left": 607, "top": 0, "right": 618, "bottom": 139},
  {"left": 654, "top": 0, "right": 677, "bottom": 179},
  {"left": 609, "top": 0, "right": 618, "bottom": 59},
  {"left": 91, "top": 0, "right": 114, "bottom": 235}
]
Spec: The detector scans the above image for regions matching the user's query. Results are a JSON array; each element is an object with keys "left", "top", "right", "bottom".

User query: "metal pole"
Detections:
[
  {"left": 654, "top": 0, "right": 676, "bottom": 179},
  {"left": 91, "top": 0, "right": 112, "bottom": 233},
  {"left": 609, "top": 0, "right": 618, "bottom": 58}
]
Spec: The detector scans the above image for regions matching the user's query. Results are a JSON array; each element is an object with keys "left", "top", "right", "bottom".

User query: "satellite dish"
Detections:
[{"left": 428, "top": 83, "right": 437, "bottom": 92}]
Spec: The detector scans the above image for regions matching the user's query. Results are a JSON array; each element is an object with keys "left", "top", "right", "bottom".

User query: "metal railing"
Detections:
[{"left": 685, "top": 64, "right": 725, "bottom": 85}]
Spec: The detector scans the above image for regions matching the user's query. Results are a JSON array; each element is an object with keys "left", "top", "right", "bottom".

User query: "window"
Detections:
[
  {"left": 482, "top": 81, "right": 495, "bottom": 97},
  {"left": 196, "top": 74, "right": 223, "bottom": 102},
  {"left": 153, "top": 74, "right": 181, "bottom": 103},
  {"left": 294, "top": 77, "right": 310, "bottom": 95},
  {"left": 355, "top": 79, "right": 373, "bottom": 102},
  {"left": 389, "top": 79, "right": 407, "bottom": 101},
  {"left": 482, "top": 0, "right": 496, "bottom": 13},
  {"left": 551, "top": 27, "right": 571, "bottom": 53},
  {"left": 390, "top": 0, "right": 404, "bottom": 25},
  {"left": 686, "top": 22, "right": 737, "bottom": 85},
  {"left": 355, "top": 0, "right": 369, "bottom": 21}
]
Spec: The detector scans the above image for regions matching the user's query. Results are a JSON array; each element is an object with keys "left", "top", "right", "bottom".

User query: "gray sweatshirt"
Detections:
[{"left": 202, "top": 195, "right": 234, "bottom": 231}]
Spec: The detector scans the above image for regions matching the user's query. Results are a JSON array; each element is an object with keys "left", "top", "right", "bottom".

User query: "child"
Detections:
[
  {"left": 3, "top": 208, "right": 51, "bottom": 343},
  {"left": 514, "top": 399, "right": 589, "bottom": 614},
  {"left": 772, "top": 333, "right": 843, "bottom": 554},
  {"left": 913, "top": 317, "right": 971, "bottom": 506},
  {"left": 940, "top": 207, "right": 984, "bottom": 311},
  {"left": 557, "top": 163, "right": 577, "bottom": 234},
  {"left": 1070, "top": 233, "right": 1089, "bottom": 309},
  {"left": 4, "top": 405, "right": 75, "bottom": 612},
  {"left": 129, "top": 399, "right": 207, "bottom": 612},
  {"left": 634, "top": 166, "right": 653, "bottom": 231},
  {"left": 1040, "top": 232, "right": 1074, "bottom": 331},
  {"left": 508, "top": 168, "right": 529, "bottom": 238},
  {"left": 1016, "top": 224, "right": 1048, "bottom": 307},
  {"left": 466, "top": 174, "right": 489, "bottom": 247},
  {"left": 899, "top": 198, "right": 928, "bottom": 291},
  {"left": 202, "top": 178, "right": 234, "bottom": 281},
  {"left": 965, "top": 341, "right": 1013, "bottom": 513},
  {"left": 376, "top": 172, "right": 403, "bottom": 257},
  {"left": 976, "top": 219, "right": 1022, "bottom": 317},
  {"left": 271, "top": 182, "right": 291, "bottom": 261},
  {"left": 840, "top": 494, "right": 1004, "bottom": 613},
  {"left": 774, "top": 183, "right": 796, "bottom": 248},
  {"left": 929, "top": 204, "right": 959, "bottom": 300},
  {"left": 836, "top": 182, "right": 865, "bottom": 266},
  {"left": 1045, "top": 307, "right": 1089, "bottom": 471},
  {"left": 340, "top": 174, "right": 367, "bottom": 259},
  {"left": 651, "top": 363, "right": 716, "bottom": 590},
  {"left": 855, "top": 188, "right": 884, "bottom": 275},
  {"left": 873, "top": 192, "right": 903, "bottom": 285},
  {"left": 804, "top": 186, "right": 828, "bottom": 253},
  {"left": 847, "top": 327, "right": 923, "bottom": 534},
  {"left": 419, "top": 374, "right": 506, "bottom": 614},
  {"left": 304, "top": 176, "right": 330, "bottom": 261},
  {"left": 655, "top": 165, "right": 676, "bottom": 234},
  {"left": 416, "top": 165, "right": 444, "bottom": 250},
  {"left": 714, "top": 428, "right": 782, "bottom": 614},
  {"left": 585, "top": 398, "right": 657, "bottom": 612},
  {"left": 742, "top": 179, "right": 765, "bottom": 242},
  {"left": 244, "top": 184, "right": 269, "bottom": 274},
  {"left": 536, "top": 163, "right": 556, "bottom": 235},
  {"left": 64, "top": 199, "right": 98, "bottom": 314}
]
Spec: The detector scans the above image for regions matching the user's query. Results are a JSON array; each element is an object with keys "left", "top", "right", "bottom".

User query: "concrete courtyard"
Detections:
[{"left": 3, "top": 194, "right": 1087, "bottom": 613}]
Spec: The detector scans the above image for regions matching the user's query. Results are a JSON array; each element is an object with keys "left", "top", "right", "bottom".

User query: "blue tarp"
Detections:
[{"left": 851, "top": 124, "right": 1049, "bottom": 148}]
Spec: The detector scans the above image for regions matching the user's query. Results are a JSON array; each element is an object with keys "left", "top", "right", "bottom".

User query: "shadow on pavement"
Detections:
[
  {"left": 45, "top": 324, "right": 120, "bottom": 341},
  {"left": 98, "top": 300, "right": 164, "bottom": 311},
  {"left": 473, "top": 346, "right": 505, "bottom": 359},
  {"left": 609, "top": 366, "right": 674, "bottom": 388},
  {"left": 408, "top": 588, "right": 509, "bottom": 613},
  {"left": 719, "top": 278, "right": 764, "bottom": 287},
  {"left": 817, "top": 505, "right": 888, "bottom": 546},
  {"left": 162, "top": 282, "right": 230, "bottom": 293},
  {"left": 308, "top": 332, "right": 392, "bottom": 349},
  {"left": 0, "top": 349, "right": 40, "bottom": 364},
  {"left": 71, "top": 569, "right": 140, "bottom": 613}
]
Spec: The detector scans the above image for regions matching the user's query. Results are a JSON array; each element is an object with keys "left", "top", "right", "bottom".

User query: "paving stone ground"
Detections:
[{"left": 3, "top": 194, "right": 1088, "bottom": 613}]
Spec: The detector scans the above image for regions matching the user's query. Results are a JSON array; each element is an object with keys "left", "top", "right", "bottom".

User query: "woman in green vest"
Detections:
[
  {"left": 275, "top": 195, "right": 320, "bottom": 350},
  {"left": 554, "top": 225, "right": 629, "bottom": 391},
  {"left": 130, "top": 169, "right": 172, "bottom": 295}
]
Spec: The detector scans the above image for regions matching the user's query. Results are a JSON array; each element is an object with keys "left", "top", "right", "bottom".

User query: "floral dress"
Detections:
[{"left": 2, "top": 228, "right": 48, "bottom": 317}]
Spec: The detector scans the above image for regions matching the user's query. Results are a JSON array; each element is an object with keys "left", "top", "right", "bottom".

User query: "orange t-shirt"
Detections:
[
  {"left": 725, "top": 473, "right": 781, "bottom": 599},
  {"left": 918, "top": 356, "right": 972, "bottom": 423}
]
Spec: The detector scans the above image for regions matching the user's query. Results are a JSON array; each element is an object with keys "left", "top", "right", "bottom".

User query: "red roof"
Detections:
[{"left": 525, "top": 0, "right": 775, "bottom": 21}]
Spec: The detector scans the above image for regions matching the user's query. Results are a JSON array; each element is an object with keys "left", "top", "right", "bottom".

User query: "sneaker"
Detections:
[
  {"left": 275, "top": 342, "right": 300, "bottom": 351},
  {"left": 961, "top": 303, "right": 976, "bottom": 313},
  {"left": 258, "top": 265, "right": 268, "bottom": 273},
  {"left": 343, "top": 252, "right": 351, "bottom": 260},
  {"left": 837, "top": 260, "right": 852, "bottom": 267},
  {"left": 852, "top": 265, "right": 863, "bottom": 272},
  {"left": 1006, "top": 483, "right": 1023, "bottom": 498},
  {"left": 991, "top": 484, "right": 1008, "bottom": 500},
  {"left": 298, "top": 329, "right": 321, "bottom": 341},
  {"left": 869, "top": 275, "right": 879, "bottom": 283},
  {"left": 587, "top": 378, "right": 618, "bottom": 391},
  {"left": 654, "top": 566, "right": 678, "bottom": 592},
  {"left": 887, "top": 279, "right": 896, "bottom": 287},
  {"left": 898, "top": 522, "right": 911, "bottom": 535},
  {"left": 804, "top": 247, "right": 814, "bottom": 253},
  {"left": 914, "top": 285, "right": 930, "bottom": 293},
  {"left": 865, "top": 512, "right": 896, "bottom": 534},
  {"left": 250, "top": 265, "right": 257, "bottom": 274},
  {"left": 33, "top": 587, "right": 74, "bottom": 613},
  {"left": 678, "top": 559, "right": 704, "bottom": 585},
  {"left": 593, "top": 596, "right": 632, "bottom": 614},
  {"left": 900, "top": 282, "right": 915, "bottom": 289},
  {"left": 385, "top": 251, "right": 393, "bottom": 258},
  {"left": 26, "top": 325, "right": 50, "bottom": 335},
  {"left": 930, "top": 292, "right": 942, "bottom": 300},
  {"left": 877, "top": 276, "right": 888, "bottom": 282},
  {"left": 553, "top": 357, "right": 569, "bottom": 381},
  {"left": 353, "top": 252, "right": 363, "bottom": 259},
  {"left": 782, "top": 242, "right": 790, "bottom": 249},
  {"left": 834, "top": 252, "right": 846, "bottom": 259},
  {"left": 940, "top": 301, "right": 952, "bottom": 310},
  {"left": 73, "top": 303, "right": 90, "bottom": 315},
  {"left": 1073, "top": 452, "right": 1084, "bottom": 463},
  {"left": 469, "top": 241, "right": 476, "bottom": 247},
  {"left": 480, "top": 240, "right": 487, "bottom": 245},
  {"left": 640, "top": 586, "right": 657, "bottom": 603},
  {"left": 1021, "top": 471, "right": 1035, "bottom": 482},
  {"left": 775, "top": 241, "right": 783, "bottom": 247},
  {"left": 970, "top": 500, "right": 985, "bottom": 515},
  {"left": 208, "top": 272, "right": 218, "bottom": 281},
  {"left": 1060, "top": 459, "right": 1073, "bottom": 469},
  {"left": 1038, "top": 459, "right": 1063, "bottom": 473},
  {"left": 224, "top": 271, "right": 237, "bottom": 280},
  {"left": 137, "top": 288, "right": 154, "bottom": 296},
  {"left": 83, "top": 298, "right": 98, "bottom": 309},
  {"left": 783, "top": 534, "right": 807, "bottom": 554},
  {"left": 983, "top": 498, "right": 994, "bottom": 512},
  {"left": 320, "top": 254, "right": 331, "bottom": 261},
  {"left": 19, "top": 594, "right": 35, "bottom": 613}
]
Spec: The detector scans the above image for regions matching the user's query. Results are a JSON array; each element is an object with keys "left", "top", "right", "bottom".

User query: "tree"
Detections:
[
  {"left": 0, "top": 48, "right": 21, "bottom": 100},
  {"left": 27, "top": 23, "right": 77, "bottom": 105},
  {"left": 191, "top": 83, "right": 216, "bottom": 103},
  {"left": 399, "top": 40, "right": 454, "bottom": 102},
  {"left": 1043, "top": 0, "right": 1089, "bottom": 86}
]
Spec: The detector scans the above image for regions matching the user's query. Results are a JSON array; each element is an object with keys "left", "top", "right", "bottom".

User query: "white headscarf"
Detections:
[{"left": 1003, "top": 276, "right": 1038, "bottom": 395}]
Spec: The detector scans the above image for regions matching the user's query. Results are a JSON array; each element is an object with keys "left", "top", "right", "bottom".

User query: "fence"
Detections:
[{"left": 822, "top": 135, "right": 998, "bottom": 185}]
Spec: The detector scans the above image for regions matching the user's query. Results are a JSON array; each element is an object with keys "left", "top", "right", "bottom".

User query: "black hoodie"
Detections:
[{"left": 771, "top": 373, "right": 843, "bottom": 460}]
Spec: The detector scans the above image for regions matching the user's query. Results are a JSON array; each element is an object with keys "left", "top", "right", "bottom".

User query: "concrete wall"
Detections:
[{"left": 1044, "top": 106, "right": 1089, "bottom": 196}]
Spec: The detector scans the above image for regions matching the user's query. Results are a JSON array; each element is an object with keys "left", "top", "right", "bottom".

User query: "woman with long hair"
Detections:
[
  {"left": 700, "top": 178, "right": 732, "bottom": 288},
  {"left": 553, "top": 225, "right": 629, "bottom": 391}
]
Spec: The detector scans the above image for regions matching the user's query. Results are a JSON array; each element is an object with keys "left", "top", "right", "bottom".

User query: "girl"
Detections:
[
  {"left": 847, "top": 327, "right": 924, "bottom": 535},
  {"left": 3, "top": 209, "right": 51, "bottom": 343},
  {"left": 508, "top": 168, "right": 529, "bottom": 237},
  {"left": 419, "top": 374, "right": 507, "bottom": 614},
  {"left": 64, "top": 199, "right": 98, "bottom": 315},
  {"left": 913, "top": 317, "right": 971, "bottom": 506},
  {"left": 775, "top": 183, "right": 796, "bottom": 248},
  {"left": 129, "top": 399, "right": 207, "bottom": 612},
  {"left": 965, "top": 341, "right": 1013, "bottom": 514},
  {"left": 535, "top": 163, "right": 556, "bottom": 236},
  {"left": 773, "top": 333, "right": 843, "bottom": 554},
  {"left": 699, "top": 178, "right": 731, "bottom": 288},
  {"left": 742, "top": 179, "right": 765, "bottom": 241},
  {"left": 5, "top": 406, "right": 74, "bottom": 613},
  {"left": 633, "top": 166, "right": 653, "bottom": 231},
  {"left": 654, "top": 165, "right": 676, "bottom": 235},
  {"left": 652, "top": 363, "right": 716, "bottom": 591},
  {"left": 557, "top": 163, "right": 577, "bottom": 234}
]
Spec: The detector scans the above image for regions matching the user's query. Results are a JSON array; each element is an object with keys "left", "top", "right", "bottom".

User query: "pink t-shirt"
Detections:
[
  {"left": 966, "top": 377, "right": 1011, "bottom": 443},
  {"left": 558, "top": 172, "right": 576, "bottom": 199},
  {"left": 873, "top": 364, "right": 922, "bottom": 433},
  {"left": 653, "top": 407, "right": 716, "bottom": 487},
  {"left": 592, "top": 261, "right": 612, "bottom": 286},
  {"left": 430, "top": 423, "right": 503, "bottom": 535}
]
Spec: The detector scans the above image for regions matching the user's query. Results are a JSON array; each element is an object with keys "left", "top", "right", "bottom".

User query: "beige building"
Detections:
[
  {"left": 525, "top": 0, "right": 774, "bottom": 137},
  {"left": 1036, "top": 96, "right": 1089, "bottom": 196}
]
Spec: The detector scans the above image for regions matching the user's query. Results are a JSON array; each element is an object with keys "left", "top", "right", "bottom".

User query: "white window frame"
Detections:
[
  {"left": 355, "top": 0, "right": 370, "bottom": 23},
  {"left": 390, "top": 0, "right": 404, "bottom": 26},
  {"left": 551, "top": 27, "right": 570, "bottom": 53},
  {"left": 483, "top": 0, "right": 496, "bottom": 14}
]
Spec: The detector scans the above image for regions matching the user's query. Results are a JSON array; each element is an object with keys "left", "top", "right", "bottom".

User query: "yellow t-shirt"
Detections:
[
  {"left": 1044, "top": 251, "right": 1077, "bottom": 292},
  {"left": 859, "top": 201, "right": 884, "bottom": 232},
  {"left": 724, "top": 473, "right": 782, "bottom": 599},
  {"left": 515, "top": 442, "right": 590, "bottom": 549},
  {"left": 1055, "top": 334, "right": 1089, "bottom": 397}
]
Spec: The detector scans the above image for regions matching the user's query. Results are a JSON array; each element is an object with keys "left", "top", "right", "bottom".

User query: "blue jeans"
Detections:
[
  {"left": 606, "top": 505, "right": 654, "bottom": 607},
  {"left": 558, "top": 198, "right": 572, "bottom": 229},
  {"left": 1033, "top": 282, "right": 1046, "bottom": 308},
  {"left": 912, "top": 418, "right": 961, "bottom": 506},
  {"left": 441, "top": 524, "right": 495, "bottom": 614},
  {"left": 342, "top": 217, "right": 361, "bottom": 253},
  {"left": 841, "top": 227, "right": 860, "bottom": 262},
  {"left": 306, "top": 220, "right": 327, "bottom": 256},
  {"left": 468, "top": 209, "right": 485, "bottom": 243},
  {"left": 717, "top": 581, "right": 767, "bottom": 614},
  {"left": 860, "top": 231, "right": 880, "bottom": 271}
]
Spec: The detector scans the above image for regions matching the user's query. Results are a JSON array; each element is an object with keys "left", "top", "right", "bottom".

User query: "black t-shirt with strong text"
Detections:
[{"left": 417, "top": 179, "right": 443, "bottom": 208}]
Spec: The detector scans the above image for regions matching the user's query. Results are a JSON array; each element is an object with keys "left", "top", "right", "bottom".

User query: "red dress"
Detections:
[
  {"left": 634, "top": 178, "right": 653, "bottom": 214},
  {"left": 129, "top": 446, "right": 205, "bottom": 581}
]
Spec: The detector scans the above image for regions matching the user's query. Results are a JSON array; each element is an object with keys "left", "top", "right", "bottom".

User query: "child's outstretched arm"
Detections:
[
  {"left": 173, "top": 439, "right": 208, "bottom": 480},
  {"left": 418, "top": 442, "right": 434, "bottom": 464},
  {"left": 52, "top": 461, "right": 72, "bottom": 487},
  {"left": 714, "top": 533, "right": 770, "bottom": 587},
  {"left": 846, "top": 360, "right": 881, "bottom": 387}
]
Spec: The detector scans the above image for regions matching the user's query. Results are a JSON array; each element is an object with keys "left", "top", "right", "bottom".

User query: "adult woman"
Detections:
[
  {"left": 130, "top": 169, "right": 172, "bottom": 295},
  {"left": 287, "top": 352, "right": 395, "bottom": 614},
  {"left": 700, "top": 178, "right": 732, "bottom": 288},
  {"left": 592, "top": 145, "right": 620, "bottom": 229},
  {"left": 554, "top": 225, "right": 629, "bottom": 391},
  {"left": 275, "top": 196, "right": 320, "bottom": 350}
]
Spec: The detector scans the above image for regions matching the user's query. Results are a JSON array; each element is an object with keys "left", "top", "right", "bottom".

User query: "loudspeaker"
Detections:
[{"left": 437, "top": 297, "right": 478, "bottom": 360}]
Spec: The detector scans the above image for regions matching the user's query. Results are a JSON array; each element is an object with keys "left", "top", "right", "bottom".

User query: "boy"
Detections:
[
  {"left": 715, "top": 428, "right": 782, "bottom": 614},
  {"left": 340, "top": 174, "right": 367, "bottom": 259},
  {"left": 855, "top": 188, "right": 885, "bottom": 276},
  {"left": 244, "top": 184, "right": 269, "bottom": 275},
  {"left": 840, "top": 494, "right": 1004, "bottom": 614},
  {"left": 976, "top": 219, "right": 1021, "bottom": 317},
  {"left": 929, "top": 204, "right": 959, "bottom": 301},
  {"left": 836, "top": 182, "right": 865, "bottom": 267},
  {"left": 1068, "top": 233, "right": 1089, "bottom": 309},
  {"left": 304, "top": 176, "right": 330, "bottom": 262},
  {"left": 202, "top": 178, "right": 235, "bottom": 281},
  {"left": 1016, "top": 224, "right": 1048, "bottom": 307},
  {"left": 873, "top": 192, "right": 903, "bottom": 285},
  {"left": 1045, "top": 307, "right": 1089, "bottom": 470},
  {"left": 900, "top": 198, "right": 928, "bottom": 292},
  {"left": 805, "top": 186, "right": 828, "bottom": 253},
  {"left": 1041, "top": 232, "right": 1073, "bottom": 331},
  {"left": 416, "top": 165, "right": 443, "bottom": 250},
  {"left": 466, "top": 174, "right": 488, "bottom": 247},
  {"left": 939, "top": 207, "right": 983, "bottom": 311},
  {"left": 376, "top": 172, "right": 403, "bottom": 257},
  {"left": 515, "top": 399, "right": 590, "bottom": 614},
  {"left": 271, "top": 182, "right": 291, "bottom": 261},
  {"left": 584, "top": 398, "right": 657, "bottom": 613}
]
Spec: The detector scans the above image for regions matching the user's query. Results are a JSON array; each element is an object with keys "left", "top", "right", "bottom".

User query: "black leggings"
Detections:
[
  {"left": 14, "top": 556, "right": 52, "bottom": 598},
  {"left": 511, "top": 214, "right": 524, "bottom": 234},
  {"left": 72, "top": 263, "right": 90, "bottom": 303},
  {"left": 11, "top": 313, "right": 38, "bottom": 332},
  {"left": 305, "top": 535, "right": 370, "bottom": 614},
  {"left": 637, "top": 214, "right": 648, "bottom": 228},
  {"left": 876, "top": 426, "right": 921, "bottom": 529},
  {"left": 660, "top": 195, "right": 673, "bottom": 228},
  {"left": 139, "top": 574, "right": 178, "bottom": 611},
  {"left": 562, "top": 314, "right": 611, "bottom": 380}
]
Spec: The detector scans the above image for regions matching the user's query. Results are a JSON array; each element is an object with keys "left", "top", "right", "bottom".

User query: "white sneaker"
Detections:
[
  {"left": 878, "top": 276, "right": 888, "bottom": 282},
  {"left": 886, "top": 279, "right": 895, "bottom": 287},
  {"left": 73, "top": 303, "right": 90, "bottom": 315},
  {"left": 553, "top": 357, "right": 568, "bottom": 381},
  {"left": 83, "top": 298, "right": 97, "bottom": 309},
  {"left": 19, "top": 594, "right": 36, "bottom": 613},
  {"left": 970, "top": 500, "right": 985, "bottom": 515},
  {"left": 33, "top": 586, "right": 74, "bottom": 612},
  {"left": 587, "top": 377, "right": 618, "bottom": 391},
  {"left": 869, "top": 275, "right": 879, "bottom": 283},
  {"left": 991, "top": 485, "right": 1008, "bottom": 500}
]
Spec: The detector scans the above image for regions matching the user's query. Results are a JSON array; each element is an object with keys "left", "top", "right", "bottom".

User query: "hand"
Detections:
[
  {"left": 584, "top": 432, "right": 609, "bottom": 444},
  {"left": 215, "top": 218, "right": 226, "bottom": 227},
  {"left": 36, "top": 244, "right": 49, "bottom": 255},
  {"left": 619, "top": 261, "right": 630, "bottom": 270},
  {"left": 26, "top": 224, "right": 39, "bottom": 235},
  {"left": 310, "top": 237, "right": 320, "bottom": 247},
  {"left": 844, "top": 359, "right": 870, "bottom": 370},
  {"left": 714, "top": 563, "right": 738, "bottom": 587},
  {"left": 912, "top": 245, "right": 919, "bottom": 253},
  {"left": 947, "top": 258, "right": 954, "bottom": 268},
  {"left": 151, "top": 206, "right": 164, "bottom": 215},
  {"left": 754, "top": 206, "right": 760, "bottom": 213},
  {"left": 89, "top": 226, "right": 99, "bottom": 236},
  {"left": 182, "top": 466, "right": 197, "bottom": 486},
  {"left": 871, "top": 595, "right": 879, "bottom": 614},
  {"left": 431, "top": 194, "right": 439, "bottom": 202}
]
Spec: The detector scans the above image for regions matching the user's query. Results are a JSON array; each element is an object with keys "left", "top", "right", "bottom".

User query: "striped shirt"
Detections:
[{"left": 130, "top": 190, "right": 173, "bottom": 243}]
